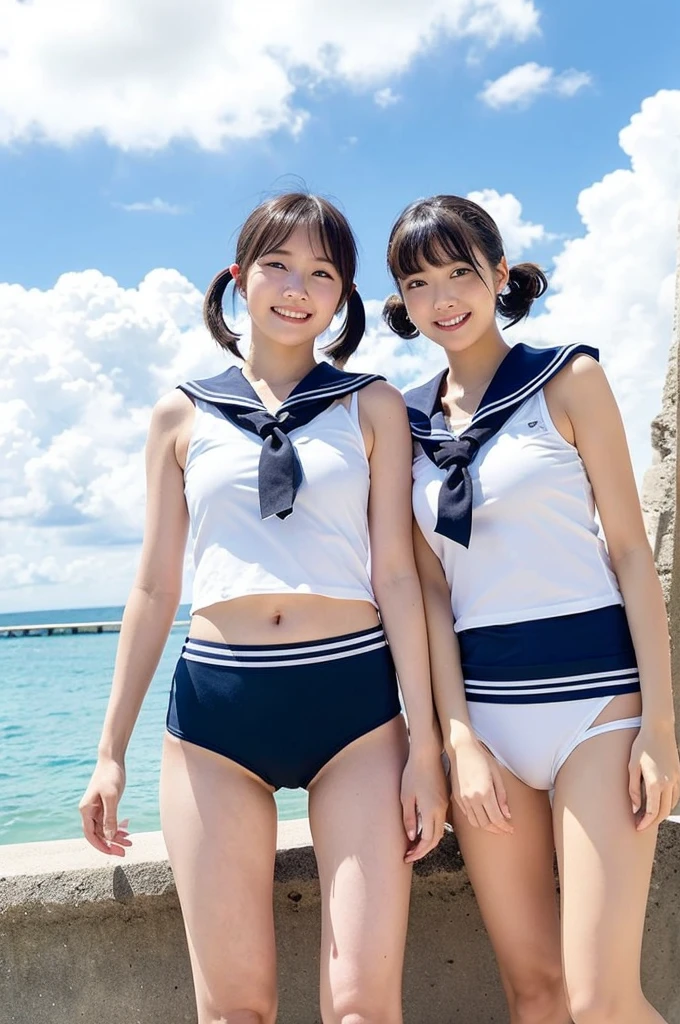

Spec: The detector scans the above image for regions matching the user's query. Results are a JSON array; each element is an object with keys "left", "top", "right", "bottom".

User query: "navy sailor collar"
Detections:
[
  {"left": 406, "top": 343, "right": 599, "bottom": 547},
  {"left": 406, "top": 343, "right": 598, "bottom": 442},
  {"left": 180, "top": 361, "right": 382, "bottom": 417},
  {"left": 178, "top": 361, "right": 384, "bottom": 522}
]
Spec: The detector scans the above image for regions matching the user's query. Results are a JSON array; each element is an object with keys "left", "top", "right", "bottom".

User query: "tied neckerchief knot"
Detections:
[
  {"left": 178, "top": 363, "right": 385, "bottom": 523},
  {"left": 404, "top": 343, "right": 601, "bottom": 550}
]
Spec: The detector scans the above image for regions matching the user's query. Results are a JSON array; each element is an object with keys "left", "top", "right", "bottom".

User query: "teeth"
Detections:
[
  {"left": 273, "top": 307, "right": 310, "bottom": 320},
  {"left": 437, "top": 313, "right": 468, "bottom": 327}
]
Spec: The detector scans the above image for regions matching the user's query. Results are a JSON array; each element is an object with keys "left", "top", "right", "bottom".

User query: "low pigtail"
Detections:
[
  {"left": 325, "top": 288, "right": 367, "bottom": 366},
  {"left": 203, "top": 268, "right": 244, "bottom": 359},
  {"left": 382, "top": 293, "right": 419, "bottom": 340},
  {"left": 497, "top": 263, "right": 548, "bottom": 329}
]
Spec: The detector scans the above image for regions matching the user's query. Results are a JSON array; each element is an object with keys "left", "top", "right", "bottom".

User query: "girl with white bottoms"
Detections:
[
  {"left": 383, "top": 194, "right": 680, "bottom": 1024},
  {"left": 79, "top": 193, "right": 447, "bottom": 1024}
]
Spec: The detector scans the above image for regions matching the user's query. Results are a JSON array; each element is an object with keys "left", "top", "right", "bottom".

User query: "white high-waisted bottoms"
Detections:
[{"left": 459, "top": 605, "right": 641, "bottom": 792}]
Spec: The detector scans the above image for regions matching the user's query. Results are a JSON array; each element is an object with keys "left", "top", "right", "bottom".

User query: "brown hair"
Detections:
[
  {"left": 204, "top": 192, "right": 365, "bottom": 364},
  {"left": 383, "top": 195, "right": 548, "bottom": 337}
]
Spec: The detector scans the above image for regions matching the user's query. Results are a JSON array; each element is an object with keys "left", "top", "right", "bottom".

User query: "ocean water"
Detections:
[{"left": 0, "top": 605, "right": 308, "bottom": 846}]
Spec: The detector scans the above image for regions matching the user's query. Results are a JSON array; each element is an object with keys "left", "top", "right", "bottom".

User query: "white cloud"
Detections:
[
  {"left": 467, "top": 189, "right": 548, "bottom": 259},
  {"left": 374, "top": 87, "right": 401, "bottom": 108},
  {"left": 2, "top": 90, "right": 678, "bottom": 611},
  {"left": 0, "top": 0, "right": 539, "bottom": 150},
  {"left": 479, "top": 61, "right": 592, "bottom": 109},
  {"left": 115, "top": 197, "right": 187, "bottom": 215},
  {"left": 352, "top": 91, "right": 678, "bottom": 485},
  {"left": 554, "top": 69, "right": 593, "bottom": 98}
]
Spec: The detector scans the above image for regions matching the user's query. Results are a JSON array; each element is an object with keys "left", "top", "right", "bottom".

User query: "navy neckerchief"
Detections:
[
  {"left": 405, "top": 343, "right": 599, "bottom": 548},
  {"left": 179, "top": 362, "right": 384, "bottom": 521}
]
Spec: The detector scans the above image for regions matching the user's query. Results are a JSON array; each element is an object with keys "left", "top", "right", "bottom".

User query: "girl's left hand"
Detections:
[
  {"left": 629, "top": 722, "right": 680, "bottom": 831},
  {"left": 401, "top": 746, "right": 449, "bottom": 863}
]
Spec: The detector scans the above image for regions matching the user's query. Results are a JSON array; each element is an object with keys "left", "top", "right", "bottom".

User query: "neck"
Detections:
[
  {"left": 445, "top": 326, "right": 510, "bottom": 395},
  {"left": 244, "top": 329, "right": 318, "bottom": 389}
]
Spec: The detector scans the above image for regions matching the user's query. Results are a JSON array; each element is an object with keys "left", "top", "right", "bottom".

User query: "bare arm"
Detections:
[
  {"left": 79, "top": 389, "right": 193, "bottom": 852},
  {"left": 548, "top": 355, "right": 680, "bottom": 824},
  {"left": 413, "top": 522, "right": 513, "bottom": 834},
  {"left": 360, "top": 382, "right": 447, "bottom": 859}
]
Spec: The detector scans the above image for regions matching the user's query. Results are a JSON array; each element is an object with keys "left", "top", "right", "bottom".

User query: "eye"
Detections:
[
  {"left": 406, "top": 279, "right": 426, "bottom": 289},
  {"left": 312, "top": 269, "right": 334, "bottom": 279},
  {"left": 451, "top": 267, "right": 472, "bottom": 278},
  {"left": 265, "top": 261, "right": 286, "bottom": 270}
]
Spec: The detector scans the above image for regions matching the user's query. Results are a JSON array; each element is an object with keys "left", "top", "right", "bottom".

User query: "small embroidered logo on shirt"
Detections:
[{"left": 528, "top": 420, "right": 538, "bottom": 428}]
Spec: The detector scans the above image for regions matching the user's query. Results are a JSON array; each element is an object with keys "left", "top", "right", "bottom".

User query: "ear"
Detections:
[
  {"left": 229, "top": 263, "right": 245, "bottom": 296},
  {"left": 495, "top": 257, "right": 510, "bottom": 295}
]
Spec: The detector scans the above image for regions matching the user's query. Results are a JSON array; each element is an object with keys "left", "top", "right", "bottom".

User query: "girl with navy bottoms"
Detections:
[
  {"left": 79, "top": 193, "right": 447, "bottom": 1024},
  {"left": 383, "top": 194, "right": 680, "bottom": 1024}
]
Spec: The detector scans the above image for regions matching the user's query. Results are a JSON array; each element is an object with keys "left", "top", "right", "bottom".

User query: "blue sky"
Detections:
[
  {"left": 2, "top": 0, "right": 678, "bottom": 298},
  {"left": 1, "top": 0, "right": 679, "bottom": 612}
]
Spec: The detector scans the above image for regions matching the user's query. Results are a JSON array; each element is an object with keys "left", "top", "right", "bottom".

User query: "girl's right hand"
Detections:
[
  {"left": 78, "top": 757, "right": 132, "bottom": 856},
  {"left": 448, "top": 733, "right": 514, "bottom": 835}
]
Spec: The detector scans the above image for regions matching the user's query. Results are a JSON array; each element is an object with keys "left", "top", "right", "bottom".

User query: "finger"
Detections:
[
  {"left": 628, "top": 764, "right": 642, "bottom": 815},
  {"left": 637, "top": 780, "right": 661, "bottom": 831},
  {"left": 401, "top": 793, "right": 418, "bottom": 842},
  {"left": 405, "top": 808, "right": 436, "bottom": 862},
  {"left": 657, "top": 786, "right": 674, "bottom": 826},
  {"left": 483, "top": 794, "right": 514, "bottom": 834},
  {"left": 467, "top": 799, "right": 494, "bottom": 832},
  {"left": 82, "top": 812, "right": 123, "bottom": 856},
  {"left": 101, "top": 791, "right": 119, "bottom": 843},
  {"left": 490, "top": 765, "right": 512, "bottom": 820},
  {"left": 405, "top": 822, "right": 440, "bottom": 862}
]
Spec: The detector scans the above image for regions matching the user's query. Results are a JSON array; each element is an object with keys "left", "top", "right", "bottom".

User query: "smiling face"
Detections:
[
  {"left": 401, "top": 249, "right": 508, "bottom": 354},
  {"left": 238, "top": 224, "right": 344, "bottom": 350}
]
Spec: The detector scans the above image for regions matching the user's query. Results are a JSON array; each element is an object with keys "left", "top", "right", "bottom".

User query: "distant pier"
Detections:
[{"left": 0, "top": 620, "right": 190, "bottom": 639}]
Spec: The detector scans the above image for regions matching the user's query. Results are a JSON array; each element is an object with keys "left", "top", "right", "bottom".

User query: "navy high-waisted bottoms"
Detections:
[{"left": 166, "top": 625, "right": 401, "bottom": 789}]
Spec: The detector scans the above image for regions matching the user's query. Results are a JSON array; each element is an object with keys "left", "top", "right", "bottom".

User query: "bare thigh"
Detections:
[
  {"left": 554, "top": 696, "right": 663, "bottom": 1023},
  {"left": 451, "top": 763, "right": 568, "bottom": 1023},
  {"left": 160, "top": 735, "right": 279, "bottom": 1024},
  {"left": 308, "top": 715, "right": 412, "bottom": 1024}
]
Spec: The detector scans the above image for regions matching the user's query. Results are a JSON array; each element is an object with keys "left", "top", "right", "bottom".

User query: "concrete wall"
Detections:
[
  {"left": 2, "top": 819, "right": 680, "bottom": 1024},
  {"left": 641, "top": 221, "right": 680, "bottom": 741}
]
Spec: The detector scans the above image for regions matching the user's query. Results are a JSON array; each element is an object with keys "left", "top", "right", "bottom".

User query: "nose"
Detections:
[
  {"left": 283, "top": 271, "right": 308, "bottom": 300},
  {"left": 433, "top": 286, "right": 459, "bottom": 312}
]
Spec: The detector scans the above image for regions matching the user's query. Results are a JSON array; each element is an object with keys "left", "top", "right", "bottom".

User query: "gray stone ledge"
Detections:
[{"left": 0, "top": 817, "right": 468, "bottom": 923}]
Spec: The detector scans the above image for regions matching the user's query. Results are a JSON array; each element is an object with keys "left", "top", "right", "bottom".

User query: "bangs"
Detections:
[
  {"left": 241, "top": 194, "right": 357, "bottom": 298},
  {"left": 388, "top": 205, "right": 484, "bottom": 280}
]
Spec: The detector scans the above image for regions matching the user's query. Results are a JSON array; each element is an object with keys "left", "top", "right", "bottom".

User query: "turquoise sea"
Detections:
[{"left": 0, "top": 605, "right": 308, "bottom": 846}]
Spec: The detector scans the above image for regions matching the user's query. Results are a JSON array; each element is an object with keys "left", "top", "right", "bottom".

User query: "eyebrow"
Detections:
[{"left": 265, "top": 248, "right": 335, "bottom": 265}]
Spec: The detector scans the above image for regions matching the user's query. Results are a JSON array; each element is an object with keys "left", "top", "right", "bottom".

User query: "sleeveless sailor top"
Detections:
[
  {"left": 183, "top": 390, "right": 377, "bottom": 615},
  {"left": 406, "top": 344, "right": 622, "bottom": 633}
]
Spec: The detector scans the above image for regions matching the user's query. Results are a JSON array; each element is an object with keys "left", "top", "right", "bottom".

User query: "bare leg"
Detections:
[
  {"left": 451, "top": 763, "right": 569, "bottom": 1024},
  {"left": 554, "top": 697, "right": 665, "bottom": 1024},
  {"left": 308, "top": 716, "right": 412, "bottom": 1024},
  {"left": 160, "top": 735, "right": 279, "bottom": 1024}
]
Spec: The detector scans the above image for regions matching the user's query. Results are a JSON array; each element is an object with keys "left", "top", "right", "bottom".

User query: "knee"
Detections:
[
  {"left": 505, "top": 964, "right": 565, "bottom": 1024},
  {"left": 322, "top": 989, "right": 400, "bottom": 1024},
  {"left": 204, "top": 1007, "right": 274, "bottom": 1024},
  {"left": 203, "top": 999, "right": 276, "bottom": 1024},
  {"left": 567, "top": 987, "right": 629, "bottom": 1023}
]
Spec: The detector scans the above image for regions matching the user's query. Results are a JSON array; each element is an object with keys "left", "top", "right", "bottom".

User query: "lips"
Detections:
[
  {"left": 272, "top": 306, "right": 312, "bottom": 321},
  {"left": 433, "top": 311, "right": 471, "bottom": 331}
]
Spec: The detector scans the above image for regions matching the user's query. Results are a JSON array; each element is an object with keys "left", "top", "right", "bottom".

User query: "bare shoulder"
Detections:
[
  {"left": 358, "top": 379, "right": 408, "bottom": 423},
  {"left": 549, "top": 353, "right": 608, "bottom": 397},
  {"left": 544, "top": 352, "right": 613, "bottom": 416},
  {"left": 150, "top": 388, "right": 195, "bottom": 436}
]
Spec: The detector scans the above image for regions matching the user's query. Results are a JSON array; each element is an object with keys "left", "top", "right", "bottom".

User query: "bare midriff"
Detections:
[{"left": 189, "top": 593, "right": 380, "bottom": 646}]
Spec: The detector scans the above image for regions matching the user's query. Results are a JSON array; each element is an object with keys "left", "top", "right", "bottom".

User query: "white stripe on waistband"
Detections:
[{"left": 181, "top": 639, "right": 387, "bottom": 668}]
